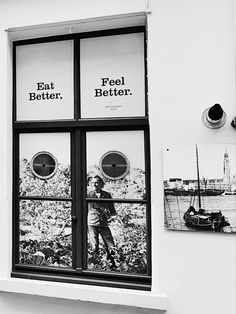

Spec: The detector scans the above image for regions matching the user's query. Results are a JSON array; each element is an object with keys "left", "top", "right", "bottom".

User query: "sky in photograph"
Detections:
[{"left": 163, "top": 144, "right": 236, "bottom": 180}]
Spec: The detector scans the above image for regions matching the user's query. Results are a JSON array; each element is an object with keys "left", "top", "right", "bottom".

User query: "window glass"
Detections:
[
  {"left": 86, "top": 131, "right": 146, "bottom": 199},
  {"left": 19, "top": 200, "right": 72, "bottom": 268},
  {"left": 13, "top": 28, "right": 150, "bottom": 290},
  {"left": 87, "top": 202, "right": 147, "bottom": 274},
  {"left": 86, "top": 130, "right": 147, "bottom": 274},
  {"left": 80, "top": 33, "right": 145, "bottom": 118},
  {"left": 19, "top": 133, "right": 71, "bottom": 197},
  {"left": 16, "top": 40, "right": 74, "bottom": 121}
]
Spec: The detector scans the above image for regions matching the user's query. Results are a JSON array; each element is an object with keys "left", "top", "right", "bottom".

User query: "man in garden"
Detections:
[{"left": 87, "top": 175, "right": 117, "bottom": 268}]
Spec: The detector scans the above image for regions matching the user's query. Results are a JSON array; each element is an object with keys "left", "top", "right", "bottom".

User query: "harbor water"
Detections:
[{"left": 164, "top": 194, "right": 236, "bottom": 233}]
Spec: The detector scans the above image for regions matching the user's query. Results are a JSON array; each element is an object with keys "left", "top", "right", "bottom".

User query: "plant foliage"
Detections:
[{"left": 19, "top": 160, "right": 147, "bottom": 273}]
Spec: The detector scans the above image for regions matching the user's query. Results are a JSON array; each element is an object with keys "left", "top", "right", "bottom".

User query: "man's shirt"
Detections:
[{"left": 87, "top": 190, "right": 116, "bottom": 227}]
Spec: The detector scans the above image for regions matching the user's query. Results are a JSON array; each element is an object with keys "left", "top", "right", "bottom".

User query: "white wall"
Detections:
[
  {"left": 0, "top": 292, "right": 159, "bottom": 314},
  {"left": 149, "top": 0, "right": 236, "bottom": 313},
  {"left": 0, "top": 0, "right": 235, "bottom": 313}
]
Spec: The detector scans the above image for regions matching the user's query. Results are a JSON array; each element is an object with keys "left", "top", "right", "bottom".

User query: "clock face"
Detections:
[
  {"left": 30, "top": 151, "right": 58, "bottom": 179},
  {"left": 99, "top": 151, "right": 130, "bottom": 180}
]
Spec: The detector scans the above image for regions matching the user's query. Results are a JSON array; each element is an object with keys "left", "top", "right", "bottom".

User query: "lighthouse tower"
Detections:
[{"left": 223, "top": 148, "right": 231, "bottom": 186}]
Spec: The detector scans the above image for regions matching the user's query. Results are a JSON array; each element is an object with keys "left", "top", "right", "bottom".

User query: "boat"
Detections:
[
  {"left": 164, "top": 189, "right": 193, "bottom": 196},
  {"left": 183, "top": 209, "right": 229, "bottom": 231},
  {"left": 223, "top": 191, "right": 236, "bottom": 195},
  {"left": 199, "top": 189, "right": 224, "bottom": 196},
  {"left": 183, "top": 145, "right": 230, "bottom": 231}
]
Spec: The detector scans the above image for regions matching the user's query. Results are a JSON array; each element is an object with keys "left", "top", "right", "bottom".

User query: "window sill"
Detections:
[{"left": 0, "top": 277, "right": 167, "bottom": 311}]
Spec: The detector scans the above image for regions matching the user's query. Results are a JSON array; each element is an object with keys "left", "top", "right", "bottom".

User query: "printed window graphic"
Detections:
[
  {"left": 16, "top": 40, "right": 74, "bottom": 121},
  {"left": 86, "top": 131, "right": 147, "bottom": 273},
  {"left": 19, "top": 133, "right": 72, "bottom": 268},
  {"left": 99, "top": 151, "right": 130, "bottom": 180},
  {"left": 19, "top": 200, "right": 72, "bottom": 268},
  {"left": 30, "top": 151, "right": 58, "bottom": 179},
  {"left": 80, "top": 33, "right": 145, "bottom": 118},
  {"left": 19, "top": 133, "right": 71, "bottom": 198}
]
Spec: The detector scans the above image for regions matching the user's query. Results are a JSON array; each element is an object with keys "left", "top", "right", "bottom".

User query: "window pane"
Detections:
[
  {"left": 80, "top": 33, "right": 145, "bottom": 118},
  {"left": 16, "top": 40, "right": 74, "bottom": 121},
  {"left": 87, "top": 203, "right": 147, "bottom": 274},
  {"left": 20, "top": 133, "right": 71, "bottom": 197},
  {"left": 87, "top": 131, "right": 146, "bottom": 199},
  {"left": 19, "top": 200, "right": 72, "bottom": 268}
]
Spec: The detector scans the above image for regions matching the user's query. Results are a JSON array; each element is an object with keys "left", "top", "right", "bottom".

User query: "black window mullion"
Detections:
[
  {"left": 71, "top": 131, "right": 78, "bottom": 270},
  {"left": 72, "top": 130, "right": 81, "bottom": 270},
  {"left": 18, "top": 196, "right": 72, "bottom": 202},
  {"left": 81, "top": 131, "right": 88, "bottom": 270},
  {"left": 12, "top": 131, "right": 20, "bottom": 268},
  {"left": 74, "top": 130, "right": 88, "bottom": 272},
  {"left": 144, "top": 128, "right": 152, "bottom": 277},
  {"left": 13, "top": 44, "right": 16, "bottom": 122},
  {"left": 13, "top": 117, "right": 148, "bottom": 130},
  {"left": 86, "top": 198, "right": 147, "bottom": 204},
  {"left": 74, "top": 38, "right": 80, "bottom": 120},
  {"left": 12, "top": 44, "right": 19, "bottom": 270}
]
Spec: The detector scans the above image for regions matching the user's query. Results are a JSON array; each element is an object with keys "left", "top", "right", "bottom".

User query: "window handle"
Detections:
[{"left": 72, "top": 215, "right": 77, "bottom": 224}]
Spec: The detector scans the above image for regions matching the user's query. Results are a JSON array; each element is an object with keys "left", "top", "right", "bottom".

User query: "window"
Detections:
[{"left": 12, "top": 27, "right": 151, "bottom": 290}]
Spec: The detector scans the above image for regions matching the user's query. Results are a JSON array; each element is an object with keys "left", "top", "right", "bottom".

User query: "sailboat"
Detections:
[{"left": 183, "top": 145, "right": 230, "bottom": 231}]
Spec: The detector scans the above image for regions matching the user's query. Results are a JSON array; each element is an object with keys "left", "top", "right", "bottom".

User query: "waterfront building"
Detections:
[{"left": 223, "top": 148, "right": 231, "bottom": 186}]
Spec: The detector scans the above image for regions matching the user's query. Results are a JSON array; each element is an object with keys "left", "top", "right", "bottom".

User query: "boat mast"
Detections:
[{"left": 196, "top": 145, "right": 201, "bottom": 208}]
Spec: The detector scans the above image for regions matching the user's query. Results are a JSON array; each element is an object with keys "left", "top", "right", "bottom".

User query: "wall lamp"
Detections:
[
  {"left": 202, "top": 103, "right": 227, "bottom": 129},
  {"left": 231, "top": 117, "right": 236, "bottom": 129}
]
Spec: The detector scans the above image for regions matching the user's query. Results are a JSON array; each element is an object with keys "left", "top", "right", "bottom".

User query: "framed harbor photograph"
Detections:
[{"left": 163, "top": 144, "right": 236, "bottom": 233}]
